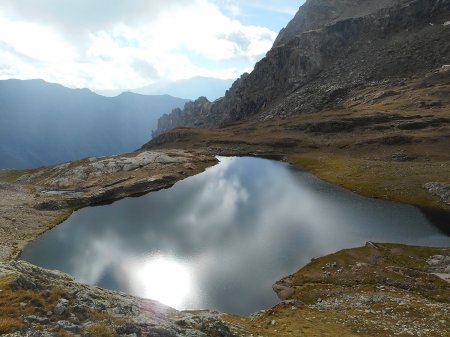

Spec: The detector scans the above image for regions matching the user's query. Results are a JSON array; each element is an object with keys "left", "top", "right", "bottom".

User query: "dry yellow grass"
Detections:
[
  {"left": 288, "top": 152, "right": 447, "bottom": 209},
  {"left": 223, "top": 244, "right": 450, "bottom": 337},
  {"left": 0, "top": 317, "right": 24, "bottom": 334},
  {"left": 146, "top": 75, "right": 450, "bottom": 212},
  {"left": 84, "top": 323, "right": 116, "bottom": 337}
]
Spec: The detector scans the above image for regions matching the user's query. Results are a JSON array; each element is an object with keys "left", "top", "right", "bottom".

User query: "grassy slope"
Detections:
[
  {"left": 146, "top": 71, "right": 450, "bottom": 212},
  {"left": 223, "top": 244, "right": 450, "bottom": 337}
]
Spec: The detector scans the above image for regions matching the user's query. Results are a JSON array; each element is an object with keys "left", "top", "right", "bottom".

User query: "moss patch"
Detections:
[{"left": 288, "top": 153, "right": 447, "bottom": 209}]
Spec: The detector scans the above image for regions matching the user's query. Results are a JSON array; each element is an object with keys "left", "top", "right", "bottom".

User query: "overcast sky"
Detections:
[{"left": 0, "top": 1, "right": 303, "bottom": 90}]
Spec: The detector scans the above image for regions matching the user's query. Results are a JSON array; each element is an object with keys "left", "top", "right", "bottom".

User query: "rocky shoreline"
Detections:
[
  {"left": 0, "top": 148, "right": 449, "bottom": 336},
  {"left": 0, "top": 260, "right": 243, "bottom": 337},
  {"left": 234, "top": 243, "right": 450, "bottom": 337},
  {"left": 0, "top": 149, "right": 217, "bottom": 263},
  {"left": 1, "top": 0, "right": 449, "bottom": 335},
  {"left": 0, "top": 243, "right": 448, "bottom": 336}
]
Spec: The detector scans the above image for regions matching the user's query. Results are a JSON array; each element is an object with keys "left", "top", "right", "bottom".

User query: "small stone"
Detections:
[
  {"left": 116, "top": 322, "right": 142, "bottom": 335},
  {"left": 271, "top": 320, "right": 276, "bottom": 326},
  {"left": 57, "top": 320, "right": 81, "bottom": 333},
  {"left": 54, "top": 298, "right": 69, "bottom": 316},
  {"left": 9, "top": 275, "right": 37, "bottom": 290},
  {"left": 72, "top": 304, "right": 89, "bottom": 320},
  {"left": 25, "top": 315, "right": 50, "bottom": 324}
]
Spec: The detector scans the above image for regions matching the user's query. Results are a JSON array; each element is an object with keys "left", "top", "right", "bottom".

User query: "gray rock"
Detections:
[
  {"left": 116, "top": 322, "right": 142, "bottom": 336},
  {"left": 24, "top": 315, "right": 50, "bottom": 324},
  {"left": 10, "top": 275, "right": 37, "bottom": 290},
  {"left": 272, "top": 284, "right": 295, "bottom": 300},
  {"left": 72, "top": 304, "right": 89, "bottom": 320},
  {"left": 423, "top": 183, "right": 450, "bottom": 205},
  {"left": 57, "top": 320, "right": 81, "bottom": 333},
  {"left": 9, "top": 331, "right": 57, "bottom": 337},
  {"left": 54, "top": 298, "right": 69, "bottom": 316},
  {"left": 150, "top": 0, "right": 450, "bottom": 138},
  {"left": 427, "top": 255, "right": 445, "bottom": 266}
]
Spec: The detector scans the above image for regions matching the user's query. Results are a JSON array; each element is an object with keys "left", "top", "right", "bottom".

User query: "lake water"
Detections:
[{"left": 21, "top": 157, "right": 450, "bottom": 315}]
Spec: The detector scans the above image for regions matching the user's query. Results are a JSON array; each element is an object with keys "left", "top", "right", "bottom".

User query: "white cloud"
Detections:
[
  {"left": 1, "top": 0, "right": 180, "bottom": 30},
  {"left": 0, "top": 0, "right": 277, "bottom": 90},
  {"left": 212, "top": 0, "right": 243, "bottom": 17},
  {"left": 248, "top": 0, "right": 299, "bottom": 16},
  {"left": 0, "top": 19, "right": 77, "bottom": 62}
]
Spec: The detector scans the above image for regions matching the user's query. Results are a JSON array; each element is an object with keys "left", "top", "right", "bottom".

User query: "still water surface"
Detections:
[{"left": 22, "top": 157, "right": 450, "bottom": 314}]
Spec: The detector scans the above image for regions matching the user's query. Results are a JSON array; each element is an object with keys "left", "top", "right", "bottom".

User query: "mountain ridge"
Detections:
[
  {"left": 153, "top": 0, "right": 450, "bottom": 136},
  {"left": 0, "top": 79, "right": 188, "bottom": 169},
  {"left": 95, "top": 76, "right": 236, "bottom": 101},
  {"left": 146, "top": 0, "right": 450, "bottom": 213}
]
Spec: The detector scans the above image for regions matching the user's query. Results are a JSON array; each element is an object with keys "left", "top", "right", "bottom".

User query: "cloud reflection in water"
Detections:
[{"left": 21, "top": 157, "right": 450, "bottom": 314}]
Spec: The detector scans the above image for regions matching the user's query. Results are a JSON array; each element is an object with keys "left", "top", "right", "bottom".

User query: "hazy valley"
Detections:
[{"left": 0, "top": 79, "right": 189, "bottom": 169}]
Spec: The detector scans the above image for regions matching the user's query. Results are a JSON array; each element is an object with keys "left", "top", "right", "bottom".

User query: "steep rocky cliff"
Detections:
[
  {"left": 153, "top": 97, "right": 213, "bottom": 138},
  {"left": 153, "top": 0, "right": 450, "bottom": 136}
]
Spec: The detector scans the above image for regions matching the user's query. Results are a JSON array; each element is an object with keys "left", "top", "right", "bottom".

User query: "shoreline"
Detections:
[
  {"left": 1, "top": 242, "right": 449, "bottom": 336},
  {"left": 0, "top": 150, "right": 449, "bottom": 336},
  {"left": 2, "top": 148, "right": 449, "bottom": 264},
  {"left": 0, "top": 149, "right": 218, "bottom": 263}
]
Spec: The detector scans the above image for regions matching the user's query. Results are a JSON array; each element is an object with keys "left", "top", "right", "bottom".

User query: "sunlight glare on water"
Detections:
[
  {"left": 21, "top": 156, "right": 450, "bottom": 314},
  {"left": 126, "top": 255, "right": 194, "bottom": 309}
]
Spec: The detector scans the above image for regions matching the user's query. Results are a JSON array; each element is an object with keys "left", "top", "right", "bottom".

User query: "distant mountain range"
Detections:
[
  {"left": 0, "top": 79, "right": 188, "bottom": 169},
  {"left": 96, "top": 76, "right": 236, "bottom": 101}
]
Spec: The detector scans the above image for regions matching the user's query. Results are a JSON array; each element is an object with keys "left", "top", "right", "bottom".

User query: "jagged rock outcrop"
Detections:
[
  {"left": 153, "top": 0, "right": 450, "bottom": 134},
  {"left": 273, "top": 0, "right": 402, "bottom": 47},
  {"left": 153, "top": 97, "right": 213, "bottom": 137}
]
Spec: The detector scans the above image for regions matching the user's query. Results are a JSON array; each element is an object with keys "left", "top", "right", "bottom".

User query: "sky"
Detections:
[{"left": 0, "top": 0, "right": 304, "bottom": 91}]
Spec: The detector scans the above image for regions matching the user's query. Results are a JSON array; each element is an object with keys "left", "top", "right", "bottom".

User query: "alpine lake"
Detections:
[{"left": 21, "top": 157, "right": 450, "bottom": 315}]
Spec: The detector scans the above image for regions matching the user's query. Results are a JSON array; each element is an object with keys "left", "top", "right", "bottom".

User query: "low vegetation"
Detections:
[
  {"left": 84, "top": 323, "right": 116, "bottom": 337},
  {"left": 146, "top": 73, "right": 450, "bottom": 212},
  {"left": 223, "top": 244, "right": 450, "bottom": 337}
]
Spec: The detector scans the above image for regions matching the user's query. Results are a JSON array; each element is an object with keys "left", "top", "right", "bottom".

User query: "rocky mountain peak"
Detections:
[
  {"left": 274, "top": 0, "right": 401, "bottom": 47},
  {"left": 153, "top": 0, "right": 450, "bottom": 136},
  {"left": 153, "top": 96, "right": 214, "bottom": 137}
]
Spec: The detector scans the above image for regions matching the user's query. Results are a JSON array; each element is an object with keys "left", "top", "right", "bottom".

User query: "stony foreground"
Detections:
[
  {"left": 0, "top": 260, "right": 242, "bottom": 337},
  {"left": 0, "top": 243, "right": 448, "bottom": 336},
  {"left": 222, "top": 243, "right": 450, "bottom": 337}
]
